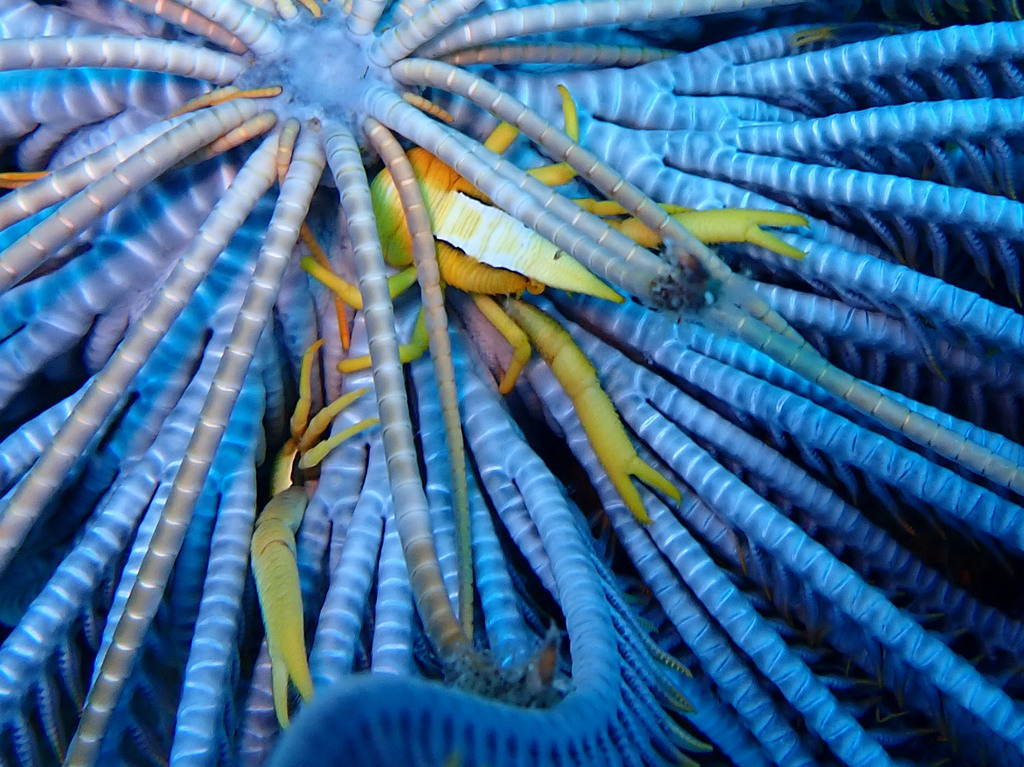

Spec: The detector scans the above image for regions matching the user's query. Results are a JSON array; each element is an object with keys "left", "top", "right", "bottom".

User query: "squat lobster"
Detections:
[
  {"left": 258, "top": 84, "right": 808, "bottom": 726},
  {"left": 306, "top": 85, "right": 808, "bottom": 522}
]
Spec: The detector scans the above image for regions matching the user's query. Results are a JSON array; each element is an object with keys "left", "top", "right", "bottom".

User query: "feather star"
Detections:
[{"left": 0, "top": 0, "right": 1022, "bottom": 765}]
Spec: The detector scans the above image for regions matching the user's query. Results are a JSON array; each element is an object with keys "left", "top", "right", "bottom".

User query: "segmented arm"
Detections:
[
  {"left": 0, "top": 131, "right": 278, "bottom": 577},
  {"left": 419, "top": 0, "right": 812, "bottom": 57},
  {"left": 0, "top": 100, "right": 265, "bottom": 291},
  {"left": 325, "top": 122, "right": 466, "bottom": 657},
  {"left": 365, "top": 117, "right": 475, "bottom": 638},
  {"left": 64, "top": 128, "right": 323, "bottom": 767}
]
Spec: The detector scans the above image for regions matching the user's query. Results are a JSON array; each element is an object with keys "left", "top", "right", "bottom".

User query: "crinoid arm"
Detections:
[{"left": 4, "top": 2, "right": 1024, "bottom": 766}]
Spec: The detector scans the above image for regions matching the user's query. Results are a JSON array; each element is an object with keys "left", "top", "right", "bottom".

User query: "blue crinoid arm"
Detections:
[
  {"left": 480, "top": 19, "right": 1024, "bottom": 308},
  {"left": 270, "top": 329, "right": 701, "bottom": 767},
  {"left": 0, "top": 211, "right": 274, "bottom": 765},
  {"left": 527, "top": 293, "right": 1024, "bottom": 766},
  {"left": 3, "top": 1, "right": 1024, "bottom": 765}
]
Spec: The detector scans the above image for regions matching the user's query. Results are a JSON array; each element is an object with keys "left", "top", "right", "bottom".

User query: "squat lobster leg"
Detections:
[
  {"left": 251, "top": 339, "right": 378, "bottom": 727},
  {"left": 503, "top": 298, "right": 681, "bottom": 524},
  {"left": 472, "top": 294, "right": 531, "bottom": 394},
  {"left": 572, "top": 199, "right": 809, "bottom": 262}
]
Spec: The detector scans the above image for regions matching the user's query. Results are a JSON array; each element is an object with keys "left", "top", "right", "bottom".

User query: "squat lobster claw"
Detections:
[
  {"left": 251, "top": 339, "right": 378, "bottom": 727},
  {"left": 503, "top": 298, "right": 681, "bottom": 523}
]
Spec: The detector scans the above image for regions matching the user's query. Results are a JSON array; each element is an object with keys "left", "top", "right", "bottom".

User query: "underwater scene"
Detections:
[{"left": 0, "top": 0, "right": 1022, "bottom": 764}]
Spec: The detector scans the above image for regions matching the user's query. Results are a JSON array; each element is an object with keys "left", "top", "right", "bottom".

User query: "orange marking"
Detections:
[
  {"left": 170, "top": 86, "right": 281, "bottom": 118},
  {"left": 0, "top": 171, "right": 48, "bottom": 189},
  {"left": 301, "top": 223, "right": 351, "bottom": 350},
  {"left": 402, "top": 92, "right": 455, "bottom": 123}
]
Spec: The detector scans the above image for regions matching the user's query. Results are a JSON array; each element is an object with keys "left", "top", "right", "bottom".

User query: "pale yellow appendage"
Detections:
[
  {"left": 251, "top": 485, "right": 313, "bottom": 728},
  {"left": 337, "top": 306, "right": 428, "bottom": 373},
  {"left": 472, "top": 294, "right": 531, "bottom": 394},
  {"left": 572, "top": 198, "right": 809, "bottom": 261},
  {"left": 298, "top": 403, "right": 378, "bottom": 469},
  {"left": 300, "top": 224, "right": 352, "bottom": 349},
  {"left": 504, "top": 299, "right": 680, "bottom": 523},
  {"left": 302, "top": 257, "right": 418, "bottom": 309},
  {"left": 478, "top": 83, "right": 579, "bottom": 191},
  {"left": 252, "top": 340, "right": 378, "bottom": 727}
]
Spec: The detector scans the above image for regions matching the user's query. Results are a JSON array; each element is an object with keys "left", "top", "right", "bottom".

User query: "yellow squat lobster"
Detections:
[{"left": 251, "top": 84, "right": 808, "bottom": 727}]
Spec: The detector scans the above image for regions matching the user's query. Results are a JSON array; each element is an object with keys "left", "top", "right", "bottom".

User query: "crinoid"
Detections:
[{"left": 0, "top": 0, "right": 1023, "bottom": 766}]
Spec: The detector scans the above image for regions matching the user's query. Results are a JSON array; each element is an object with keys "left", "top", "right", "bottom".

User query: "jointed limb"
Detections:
[
  {"left": 472, "top": 294, "right": 530, "bottom": 395},
  {"left": 302, "top": 257, "right": 418, "bottom": 309},
  {"left": 252, "top": 339, "right": 378, "bottom": 727},
  {"left": 337, "top": 306, "right": 429, "bottom": 373},
  {"left": 572, "top": 199, "right": 809, "bottom": 261},
  {"left": 503, "top": 298, "right": 680, "bottom": 523}
]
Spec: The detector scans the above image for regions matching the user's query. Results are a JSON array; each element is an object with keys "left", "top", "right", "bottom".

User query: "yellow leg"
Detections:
[
  {"left": 525, "top": 85, "right": 580, "bottom": 188},
  {"left": 504, "top": 299, "right": 680, "bottom": 523},
  {"left": 483, "top": 121, "right": 521, "bottom": 155},
  {"left": 571, "top": 199, "right": 689, "bottom": 217},
  {"left": 337, "top": 305, "right": 429, "bottom": 373},
  {"left": 483, "top": 84, "right": 580, "bottom": 189},
  {"left": 302, "top": 258, "right": 418, "bottom": 309},
  {"left": 570, "top": 197, "right": 808, "bottom": 259},
  {"left": 300, "top": 223, "right": 351, "bottom": 350},
  {"left": 297, "top": 386, "right": 373, "bottom": 454},
  {"left": 251, "top": 486, "right": 314, "bottom": 728},
  {"left": 605, "top": 208, "right": 808, "bottom": 260},
  {"left": 472, "top": 294, "right": 531, "bottom": 394},
  {"left": 671, "top": 209, "right": 808, "bottom": 260},
  {"left": 298, "top": 415, "right": 379, "bottom": 470},
  {"left": 289, "top": 339, "right": 324, "bottom": 446}
]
